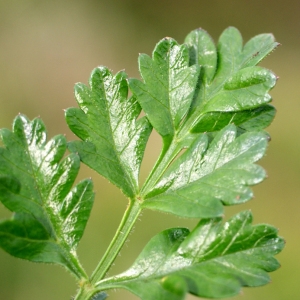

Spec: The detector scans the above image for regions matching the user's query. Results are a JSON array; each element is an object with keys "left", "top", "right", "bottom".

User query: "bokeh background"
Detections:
[{"left": 0, "top": 1, "right": 299, "bottom": 299}]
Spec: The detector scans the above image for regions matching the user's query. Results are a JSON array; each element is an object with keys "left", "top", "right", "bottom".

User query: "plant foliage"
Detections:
[
  {"left": 0, "top": 27, "right": 283, "bottom": 300},
  {"left": 99, "top": 211, "right": 284, "bottom": 300},
  {"left": 0, "top": 115, "right": 93, "bottom": 278}
]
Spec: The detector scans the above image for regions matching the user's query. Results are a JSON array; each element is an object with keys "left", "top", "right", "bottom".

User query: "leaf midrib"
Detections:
[
  {"left": 24, "top": 136, "right": 59, "bottom": 241},
  {"left": 98, "top": 75, "right": 138, "bottom": 195}
]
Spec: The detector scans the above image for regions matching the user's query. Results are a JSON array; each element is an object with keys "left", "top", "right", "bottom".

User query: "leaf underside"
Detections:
[
  {"left": 0, "top": 115, "right": 93, "bottom": 278},
  {"left": 99, "top": 211, "right": 284, "bottom": 300}
]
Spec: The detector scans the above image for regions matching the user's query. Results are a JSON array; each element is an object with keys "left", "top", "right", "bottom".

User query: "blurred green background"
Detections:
[{"left": 0, "top": 1, "right": 299, "bottom": 299}]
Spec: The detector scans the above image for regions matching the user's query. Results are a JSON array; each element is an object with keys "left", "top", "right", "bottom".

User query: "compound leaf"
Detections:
[
  {"left": 134, "top": 27, "right": 278, "bottom": 203},
  {"left": 0, "top": 26, "right": 283, "bottom": 300},
  {"left": 66, "top": 67, "right": 152, "bottom": 198},
  {"left": 98, "top": 211, "right": 284, "bottom": 299},
  {"left": 0, "top": 115, "right": 93, "bottom": 278}
]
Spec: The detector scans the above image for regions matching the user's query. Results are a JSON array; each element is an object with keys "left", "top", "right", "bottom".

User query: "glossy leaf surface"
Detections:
[
  {"left": 129, "top": 38, "right": 200, "bottom": 147},
  {"left": 0, "top": 115, "right": 93, "bottom": 278},
  {"left": 142, "top": 125, "right": 268, "bottom": 218},
  {"left": 99, "top": 211, "right": 284, "bottom": 299},
  {"left": 133, "top": 27, "right": 278, "bottom": 214},
  {"left": 0, "top": 27, "right": 283, "bottom": 300},
  {"left": 66, "top": 67, "right": 152, "bottom": 198},
  {"left": 184, "top": 27, "right": 278, "bottom": 133}
]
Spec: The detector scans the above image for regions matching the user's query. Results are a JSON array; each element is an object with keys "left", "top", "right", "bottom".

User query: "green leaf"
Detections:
[
  {"left": 133, "top": 27, "right": 278, "bottom": 204},
  {"left": 98, "top": 211, "right": 284, "bottom": 299},
  {"left": 142, "top": 125, "right": 267, "bottom": 218},
  {"left": 202, "top": 66, "right": 276, "bottom": 112},
  {"left": 185, "top": 28, "right": 217, "bottom": 83},
  {"left": 0, "top": 115, "right": 93, "bottom": 278},
  {"left": 66, "top": 67, "right": 152, "bottom": 198},
  {"left": 129, "top": 38, "right": 200, "bottom": 148},
  {"left": 241, "top": 33, "right": 280, "bottom": 68},
  {"left": 0, "top": 26, "right": 283, "bottom": 300},
  {"left": 183, "top": 27, "right": 278, "bottom": 133}
]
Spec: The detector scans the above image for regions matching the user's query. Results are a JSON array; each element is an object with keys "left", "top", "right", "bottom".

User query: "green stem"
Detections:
[
  {"left": 140, "top": 120, "right": 202, "bottom": 197},
  {"left": 140, "top": 141, "right": 180, "bottom": 196},
  {"left": 74, "top": 199, "right": 141, "bottom": 300},
  {"left": 68, "top": 251, "right": 89, "bottom": 280},
  {"left": 73, "top": 283, "right": 95, "bottom": 300},
  {"left": 90, "top": 199, "right": 141, "bottom": 283}
]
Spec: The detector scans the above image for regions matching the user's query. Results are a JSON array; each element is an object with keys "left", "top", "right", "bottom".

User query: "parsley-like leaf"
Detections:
[
  {"left": 66, "top": 67, "right": 152, "bottom": 198},
  {"left": 0, "top": 115, "right": 93, "bottom": 278},
  {"left": 98, "top": 211, "right": 284, "bottom": 299},
  {"left": 0, "top": 27, "right": 283, "bottom": 300},
  {"left": 129, "top": 38, "right": 200, "bottom": 148},
  {"left": 142, "top": 125, "right": 268, "bottom": 218},
  {"left": 132, "top": 27, "right": 277, "bottom": 219},
  {"left": 184, "top": 27, "right": 278, "bottom": 133}
]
